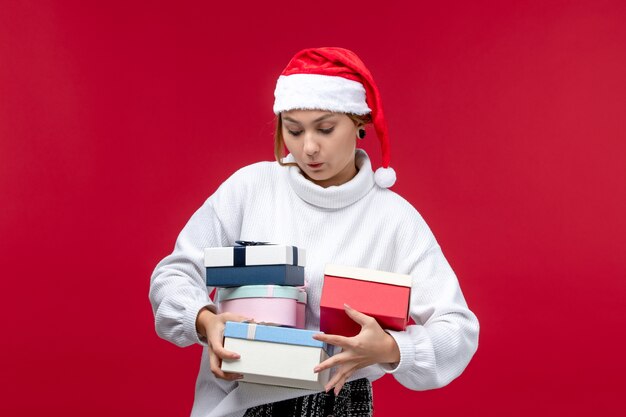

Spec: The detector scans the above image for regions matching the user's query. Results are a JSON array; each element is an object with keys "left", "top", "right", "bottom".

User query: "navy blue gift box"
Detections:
[{"left": 204, "top": 242, "right": 305, "bottom": 287}]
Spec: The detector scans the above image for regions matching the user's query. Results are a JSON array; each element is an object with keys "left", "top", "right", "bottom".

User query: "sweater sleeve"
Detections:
[
  {"left": 149, "top": 170, "right": 246, "bottom": 348},
  {"left": 377, "top": 209, "right": 480, "bottom": 390},
  {"left": 149, "top": 163, "right": 270, "bottom": 347}
]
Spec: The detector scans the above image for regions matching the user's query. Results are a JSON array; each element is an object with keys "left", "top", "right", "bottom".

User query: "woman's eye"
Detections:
[
  {"left": 319, "top": 128, "right": 334, "bottom": 135},
  {"left": 287, "top": 130, "right": 302, "bottom": 136}
]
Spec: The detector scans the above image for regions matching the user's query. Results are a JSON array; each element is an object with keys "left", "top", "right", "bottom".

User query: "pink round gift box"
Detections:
[
  {"left": 296, "top": 287, "right": 307, "bottom": 329},
  {"left": 217, "top": 285, "right": 301, "bottom": 328}
]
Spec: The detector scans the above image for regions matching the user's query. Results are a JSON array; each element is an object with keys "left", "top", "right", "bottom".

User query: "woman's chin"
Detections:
[{"left": 303, "top": 171, "right": 330, "bottom": 183}]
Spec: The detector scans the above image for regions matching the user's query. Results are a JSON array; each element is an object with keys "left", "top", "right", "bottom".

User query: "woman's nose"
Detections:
[{"left": 303, "top": 132, "right": 320, "bottom": 156}]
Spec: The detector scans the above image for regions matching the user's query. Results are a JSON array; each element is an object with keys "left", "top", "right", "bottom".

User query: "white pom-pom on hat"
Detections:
[
  {"left": 274, "top": 47, "right": 397, "bottom": 188},
  {"left": 374, "top": 166, "right": 396, "bottom": 188}
]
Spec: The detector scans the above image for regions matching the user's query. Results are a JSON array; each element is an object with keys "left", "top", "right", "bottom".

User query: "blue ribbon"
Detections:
[
  {"left": 233, "top": 246, "right": 246, "bottom": 266},
  {"left": 234, "top": 241, "right": 270, "bottom": 267},
  {"left": 235, "top": 241, "right": 271, "bottom": 246}
]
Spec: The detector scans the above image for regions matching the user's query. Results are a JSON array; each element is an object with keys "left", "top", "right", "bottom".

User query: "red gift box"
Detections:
[{"left": 320, "top": 264, "right": 412, "bottom": 337}]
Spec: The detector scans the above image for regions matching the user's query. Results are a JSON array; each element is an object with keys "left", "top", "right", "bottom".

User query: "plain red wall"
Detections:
[{"left": 1, "top": 1, "right": 625, "bottom": 416}]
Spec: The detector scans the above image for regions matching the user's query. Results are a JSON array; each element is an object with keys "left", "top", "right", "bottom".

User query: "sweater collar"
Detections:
[{"left": 283, "top": 149, "right": 375, "bottom": 209}]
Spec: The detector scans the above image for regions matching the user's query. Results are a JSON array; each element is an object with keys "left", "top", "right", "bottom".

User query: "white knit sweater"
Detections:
[{"left": 149, "top": 150, "right": 479, "bottom": 417}]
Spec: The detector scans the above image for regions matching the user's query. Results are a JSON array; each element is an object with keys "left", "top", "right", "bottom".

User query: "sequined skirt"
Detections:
[{"left": 243, "top": 378, "right": 373, "bottom": 417}]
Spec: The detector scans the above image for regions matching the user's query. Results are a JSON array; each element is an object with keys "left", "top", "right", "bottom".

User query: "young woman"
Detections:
[{"left": 149, "top": 47, "right": 479, "bottom": 417}]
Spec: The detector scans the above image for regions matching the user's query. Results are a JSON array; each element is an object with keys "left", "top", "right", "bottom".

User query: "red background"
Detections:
[{"left": 2, "top": 1, "right": 625, "bottom": 416}]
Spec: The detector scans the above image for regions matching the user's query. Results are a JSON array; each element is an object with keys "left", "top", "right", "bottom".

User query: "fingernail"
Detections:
[
  {"left": 344, "top": 303, "right": 352, "bottom": 309},
  {"left": 237, "top": 374, "right": 244, "bottom": 379},
  {"left": 313, "top": 366, "right": 320, "bottom": 373}
]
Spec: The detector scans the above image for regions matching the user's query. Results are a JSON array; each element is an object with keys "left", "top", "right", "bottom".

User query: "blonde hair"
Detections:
[{"left": 274, "top": 112, "right": 373, "bottom": 166}]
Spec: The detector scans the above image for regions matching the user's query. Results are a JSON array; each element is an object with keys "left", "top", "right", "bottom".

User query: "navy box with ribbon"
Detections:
[{"left": 204, "top": 241, "right": 306, "bottom": 287}]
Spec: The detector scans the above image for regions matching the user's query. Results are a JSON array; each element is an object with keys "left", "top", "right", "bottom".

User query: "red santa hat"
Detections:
[{"left": 273, "top": 47, "right": 396, "bottom": 188}]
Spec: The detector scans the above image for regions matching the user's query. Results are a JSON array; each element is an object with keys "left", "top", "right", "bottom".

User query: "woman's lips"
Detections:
[{"left": 307, "top": 162, "right": 323, "bottom": 170}]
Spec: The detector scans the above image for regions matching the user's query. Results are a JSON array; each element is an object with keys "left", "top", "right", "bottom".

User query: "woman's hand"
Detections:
[
  {"left": 312, "top": 304, "right": 401, "bottom": 395},
  {"left": 196, "top": 307, "right": 251, "bottom": 381}
]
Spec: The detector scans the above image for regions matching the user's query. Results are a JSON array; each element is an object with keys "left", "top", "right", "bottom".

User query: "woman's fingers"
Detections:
[
  {"left": 207, "top": 327, "right": 240, "bottom": 360},
  {"left": 313, "top": 332, "right": 351, "bottom": 348},
  {"left": 205, "top": 313, "right": 249, "bottom": 361},
  {"left": 209, "top": 337, "right": 240, "bottom": 360},
  {"left": 343, "top": 304, "right": 376, "bottom": 327},
  {"left": 314, "top": 351, "right": 349, "bottom": 373},
  {"left": 324, "top": 363, "right": 358, "bottom": 395},
  {"left": 324, "top": 371, "right": 344, "bottom": 393},
  {"left": 222, "top": 313, "right": 252, "bottom": 323},
  {"left": 201, "top": 312, "right": 250, "bottom": 381},
  {"left": 208, "top": 348, "right": 243, "bottom": 381}
]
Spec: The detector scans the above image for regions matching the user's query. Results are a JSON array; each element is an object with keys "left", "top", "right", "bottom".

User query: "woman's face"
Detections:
[{"left": 281, "top": 109, "right": 359, "bottom": 188}]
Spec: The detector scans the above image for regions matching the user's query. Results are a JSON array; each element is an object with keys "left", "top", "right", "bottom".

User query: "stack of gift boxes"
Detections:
[
  {"left": 204, "top": 241, "right": 328, "bottom": 390},
  {"left": 204, "top": 241, "right": 412, "bottom": 391}
]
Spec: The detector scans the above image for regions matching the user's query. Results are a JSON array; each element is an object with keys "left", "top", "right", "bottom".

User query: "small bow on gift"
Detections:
[{"left": 235, "top": 240, "right": 272, "bottom": 246}]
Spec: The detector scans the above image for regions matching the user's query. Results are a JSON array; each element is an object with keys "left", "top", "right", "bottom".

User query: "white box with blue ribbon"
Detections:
[
  {"left": 204, "top": 242, "right": 306, "bottom": 287},
  {"left": 221, "top": 321, "right": 331, "bottom": 390}
]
